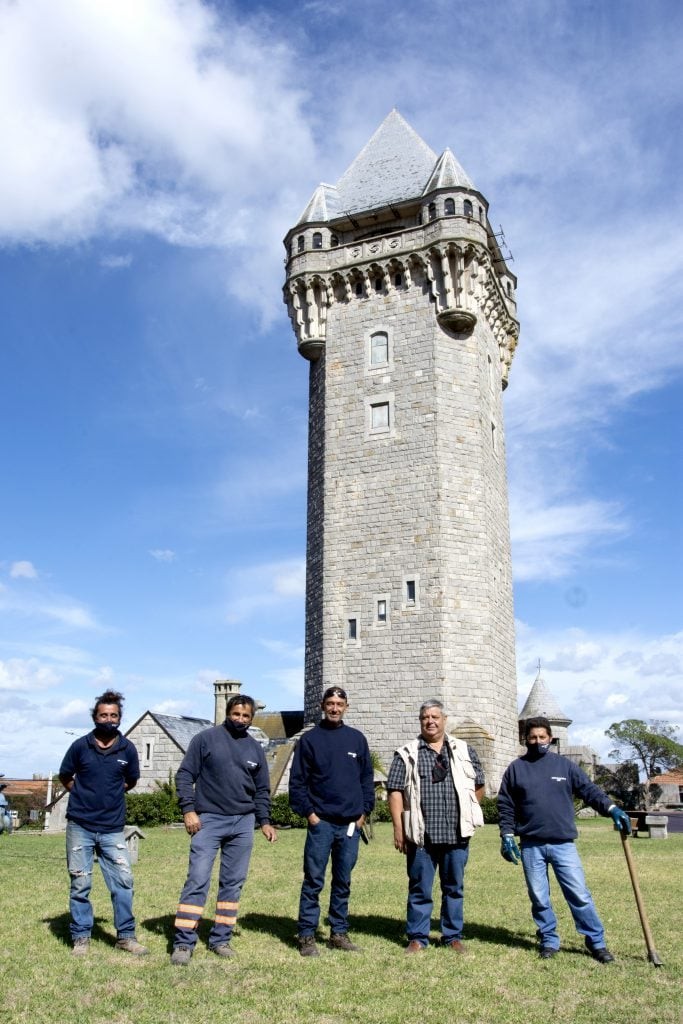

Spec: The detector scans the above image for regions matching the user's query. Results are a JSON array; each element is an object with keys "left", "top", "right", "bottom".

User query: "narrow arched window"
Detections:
[
  {"left": 330, "top": 234, "right": 339, "bottom": 247},
  {"left": 478, "top": 206, "right": 484, "bottom": 222},
  {"left": 297, "top": 235, "right": 304, "bottom": 252},
  {"left": 312, "top": 232, "right": 322, "bottom": 249},
  {"left": 428, "top": 202, "right": 437, "bottom": 221},
  {"left": 464, "top": 199, "right": 473, "bottom": 219},
  {"left": 444, "top": 198, "right": 455, "bottom": 216},
  {"left": 374, "top": 277, "right": 382, "bottom": 292},
  {"left": 355, "top": 281, "right": 363, "bottom": 297},
  {"left": 370, "top": 331, "right": 389, "bottom": 366},
  {"left": 394, "top": 272, "right": 402, "bottom": 287}
]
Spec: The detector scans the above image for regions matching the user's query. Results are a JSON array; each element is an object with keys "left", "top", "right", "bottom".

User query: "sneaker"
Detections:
[
  {"left": 589, "top": 946, "right": 615, "bottom": 964},
  {"left": 405, "top": 940, "right": 427, "bottom": 954},
  {"left": 539, "top": 947, "right": 558, "bottom": 960},
  {"left": 210, "top": 943, "right": 236, "bottom": 958},
  {"left": 443, "top": 939, "right": 467, "bottom": 953},
  {"left": 115, "top": 937, "right": 149, "bottom": 956},
  {"left": 328, "top": 932, "right": 361, "bottom": 952},
  {"left": 297, "top": 935, "right": 320, "bottom": 957},
  {"left": 72, "top": 937, "right": 90, "bottom": 957},
  {"left": 170, "top": 945, "right": 193, "bottom": 966}
]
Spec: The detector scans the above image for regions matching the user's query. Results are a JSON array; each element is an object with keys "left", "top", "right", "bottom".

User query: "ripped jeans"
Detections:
[{"left": 66, "top": 821, "right": 136, "bottom": 941}]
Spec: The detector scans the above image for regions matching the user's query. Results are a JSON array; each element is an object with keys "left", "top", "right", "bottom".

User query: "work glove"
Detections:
[
  {"left": 608, "top": 805, "right": 632, "bottom": 835},
  {"left": 500, "top": 834, "right": 521, "bottom": 864}
]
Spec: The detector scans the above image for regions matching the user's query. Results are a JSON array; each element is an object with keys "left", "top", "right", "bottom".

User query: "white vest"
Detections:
[{"left": 395, "top": 734, "right": 484, "bottom": 846}]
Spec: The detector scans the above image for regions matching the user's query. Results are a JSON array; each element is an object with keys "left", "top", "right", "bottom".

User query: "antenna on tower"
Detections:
[{"left": 491, "top": 224, "right": 514, "bottom": 265}]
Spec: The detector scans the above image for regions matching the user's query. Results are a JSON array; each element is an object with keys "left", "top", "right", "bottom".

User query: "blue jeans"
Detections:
[
  {"left": 406, "top": 838, "right": 470, "bottom": 945},
  {"left": 174, "top": 813, "right": 255, "bottom": 950},
  {"left": 297, "top": 819, "right": 360, "bottom": 936},
  {"left": 65, "top": 821, "right": 136, "bottom": 941},
  {"left": 520, "top": 840, "right": 606, "bottom": 951}
]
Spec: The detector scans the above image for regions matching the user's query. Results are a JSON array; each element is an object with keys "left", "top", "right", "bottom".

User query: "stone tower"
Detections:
[{"left": 283, "top": 111, "right": 519, "bottom": 787}]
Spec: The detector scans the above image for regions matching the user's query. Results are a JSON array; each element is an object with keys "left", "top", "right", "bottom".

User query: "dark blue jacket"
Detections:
[
  {"left": 175, "top": 721, "right": 272, "bottom": 825},
  {"left": 497, "top": 751, "right": 612, "bottom": 842},
  {"left": 289, "top": 720, "right": 375, "bottom": 823},
  {"left": 59, "top": 731, "right": 139, "bottom": 832}
]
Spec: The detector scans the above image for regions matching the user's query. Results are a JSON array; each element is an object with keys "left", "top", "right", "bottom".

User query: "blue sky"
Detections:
[{"left": 1, "top": 0, "right": 681, "bottom": 778}]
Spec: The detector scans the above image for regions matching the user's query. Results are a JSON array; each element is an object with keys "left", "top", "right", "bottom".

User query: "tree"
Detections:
[
  {"left": 605, "top": 719, "right": 683, "bottom": 808},
  {"left": 593, "top": 761, "right": 644, "bottom": 809}
]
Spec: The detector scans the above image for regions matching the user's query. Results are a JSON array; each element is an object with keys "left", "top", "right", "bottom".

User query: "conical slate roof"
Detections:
[
  {"left": 519, "top": 673, "right": 572, "bottom": 726},
  {"left": 423, "top": 147, "right": 473, "bottom": 192},
  {"left": 296, "top": 110, "right": 475, "bottom": 225}
]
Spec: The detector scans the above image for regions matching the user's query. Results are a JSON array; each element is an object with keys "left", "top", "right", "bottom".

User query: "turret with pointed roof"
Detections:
[
  {"left": 283, "top": 112, "right": 519, "bottom": 786},
  {"left": 519, "top": 665, "right": 572, "bottom": 748}
]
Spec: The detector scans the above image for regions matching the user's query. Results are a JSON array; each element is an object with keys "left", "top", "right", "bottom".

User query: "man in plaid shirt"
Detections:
[{"left": 387, "top": 700, "right": 485, "bottom": 954}]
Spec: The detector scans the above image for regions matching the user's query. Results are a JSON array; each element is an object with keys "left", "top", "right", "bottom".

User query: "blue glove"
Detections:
[
  {"left": 501, "top": 834, "right": 521, "bottom": 864},
  {"left": 608, "top": 806, "right": 632, "bottom": 835}
]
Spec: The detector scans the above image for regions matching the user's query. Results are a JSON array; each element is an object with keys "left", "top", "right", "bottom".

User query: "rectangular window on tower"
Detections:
[
  {"left": 373, "top": 593, "right": 391, "bottom": 628},
  {"left": 402, "top": 573, "right": 420, "bottom": 610},
  {"left": 344, "top": 610, "right": 361, "bottom": 648}
]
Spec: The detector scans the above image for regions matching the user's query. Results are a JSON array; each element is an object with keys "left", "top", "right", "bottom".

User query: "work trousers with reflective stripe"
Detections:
[{"left": 174, "top": 812, "right": 255, "bottom": 950}]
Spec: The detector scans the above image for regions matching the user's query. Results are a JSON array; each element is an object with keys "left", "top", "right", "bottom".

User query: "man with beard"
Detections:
[
  {"left": 59, "top": 689, "right": 148, "bottom": 957},
  {"left": 497, "top": 716, "right": 631, "bottom": 963},
  {"left": 171, "top": 694, "right": 277, "bottom": 965}
]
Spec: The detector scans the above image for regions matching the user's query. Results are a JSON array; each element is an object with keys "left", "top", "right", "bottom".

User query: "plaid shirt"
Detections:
[{"left": 387, "top": 739, "right": 484, "bottom": 844}]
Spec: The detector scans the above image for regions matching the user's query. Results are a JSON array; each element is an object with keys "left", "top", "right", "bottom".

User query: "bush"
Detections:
[
  {"left": 480, "top": 796, "right": 499, "bottom": 824},
  {"left": 370, "top": 798, "right": 393, "bottom": 823},
  {"left": 126, "top": 779, "right": 182, "bottom": 827},
  {"left": 270, "top": 793, "right": 307, "bottom": 829}
]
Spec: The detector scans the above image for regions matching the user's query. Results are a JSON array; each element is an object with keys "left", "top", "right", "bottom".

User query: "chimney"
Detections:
[{"left": 213, "top": 679, "right": 241, "bottom": 725}]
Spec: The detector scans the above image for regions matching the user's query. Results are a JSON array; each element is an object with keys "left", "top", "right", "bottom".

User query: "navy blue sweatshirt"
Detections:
[
  {"left": 175, "top": 721, "right": 272, "bottom": 825},
  {"left": 289, "top": 720, "right": 375, "bottom": 823},
  {"left": 497, "top": 752, "right": 613, "bottom": 842},
  {"left": 60, "top": 731, "right": 139, "bottom": 832}
]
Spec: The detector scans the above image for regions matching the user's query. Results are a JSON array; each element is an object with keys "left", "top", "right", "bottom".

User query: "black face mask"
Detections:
[
  {"left": 94, "top": 722, "right": 119, "bottom": 739},
  {"left": 526, "top": 742, "right": 551, "bottom": 759},
  {"left": 226, "top": 719, "right": 249, "bottom": 735}
]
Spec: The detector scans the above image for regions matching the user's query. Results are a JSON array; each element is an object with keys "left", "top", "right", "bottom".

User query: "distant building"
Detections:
[{"left": 650, "top": 769, "right": 683, "bottom": 808}]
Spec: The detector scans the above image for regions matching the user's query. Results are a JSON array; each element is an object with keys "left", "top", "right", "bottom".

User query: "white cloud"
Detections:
[
  {"left": 149, "top": 548, "right": 176, "bottom": 563},
  {"left": 0, "top": 0, "right": 316, "bottom": 323},
  {"left": 263, "top": 666, "right": 304, "bottom": 700},
  {"left": 9, "top": 561, "right": 38, "bottom": 579},
  {"left": 224, "top": 558, "right": 305, "bottom": 624},
  {"left": 0, "top": 657, "right": 61, "bottom": 692}
]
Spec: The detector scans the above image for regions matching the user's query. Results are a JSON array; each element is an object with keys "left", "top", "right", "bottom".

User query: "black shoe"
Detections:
[
  {"left": 539, "top": 947, "right": 557, "bottom": 959},
  {"left": 589, "top": 946, "right": 615, "bottom": 964}
]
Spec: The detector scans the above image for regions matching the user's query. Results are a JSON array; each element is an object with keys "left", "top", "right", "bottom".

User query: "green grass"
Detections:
[{"left": 1, "top": 822, "right": 681, "bottom": 1024}]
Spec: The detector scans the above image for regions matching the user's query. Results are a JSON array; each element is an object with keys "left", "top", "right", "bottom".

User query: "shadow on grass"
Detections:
[{"left": 45, "top": 913, "right": 121, "bottom": 949}]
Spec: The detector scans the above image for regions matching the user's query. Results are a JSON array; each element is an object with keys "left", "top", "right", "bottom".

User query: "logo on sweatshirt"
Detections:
[
  {"left": 348, "top": 752, "right": 357, "bottom": 758},
  {"left": 551, "top": 775, "right": 567, "bottom": 782}
]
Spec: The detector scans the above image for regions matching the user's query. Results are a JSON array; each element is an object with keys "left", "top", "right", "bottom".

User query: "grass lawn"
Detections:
[{"left": 1, "top": 821, "right": 680, "bottom": 1024}]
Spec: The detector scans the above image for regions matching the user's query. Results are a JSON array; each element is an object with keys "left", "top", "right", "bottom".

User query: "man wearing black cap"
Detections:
[{"left": 289, "top": 687, "right": 375, "bottom": 957}]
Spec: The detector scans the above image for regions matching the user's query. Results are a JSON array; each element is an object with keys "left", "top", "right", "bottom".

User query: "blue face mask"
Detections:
[{"left": 526, "top": 742, "right": 551, "bottom": 758}]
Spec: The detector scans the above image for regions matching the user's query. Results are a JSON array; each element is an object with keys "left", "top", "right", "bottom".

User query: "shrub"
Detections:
[
  {"left": 480, "top": 796, "right": 499, "bottom": 824},
  {"left": 370, "top": 798, "right": 392, "bottom": 823},
  {"left": 270, "top": 793, "right": 307, "bottom": 829},
  {"left": 126, "top": 779, "right": 182, "bottom": 827}
]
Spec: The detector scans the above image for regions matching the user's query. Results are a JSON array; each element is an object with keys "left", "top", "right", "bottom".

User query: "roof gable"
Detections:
[{"left": 423, "top": 147, "right": 474, "bottom": 192}]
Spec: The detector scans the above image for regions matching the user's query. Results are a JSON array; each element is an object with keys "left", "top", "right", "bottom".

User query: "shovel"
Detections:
[{"left": 618, "top": 823, "right": 663, "bottom": 967}]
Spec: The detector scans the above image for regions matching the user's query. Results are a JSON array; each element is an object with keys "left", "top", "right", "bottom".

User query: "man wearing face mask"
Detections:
[
  {"left": 171, "top": 695, "right": 277, "bottom": 965},
  {"left": 498, "top": 716, "right": 631, "bottom": 963},
  {"left": 59, "top": 689, "right": 148, "bottom": 957}
]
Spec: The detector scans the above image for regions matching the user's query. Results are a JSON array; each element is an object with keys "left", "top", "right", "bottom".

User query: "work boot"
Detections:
[
  {"left": 115, "top": 937, "right": 149, "bottom": 956},
  {"left": 170, "top": 945, "right": 193, "bottom": 966},
  {"left": 211, "top": 943, "right": 236, "bottom": 958},
  {"left": 589, "top": 946, "right": 615, "bottom": 964},
  {"left": 328, "top": 932, "right": 361, "bottom": 952},
  {"left": 405, "top": 940, "right": 427, "bottom": 954},
  {"left": 71, "top": 937, "right": 90, "bottom": 957},
  {"left": 297, "top": 935, "right": 320, "bottom": 957}
]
